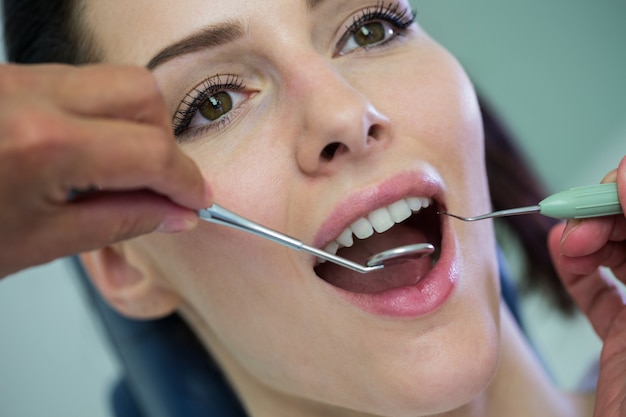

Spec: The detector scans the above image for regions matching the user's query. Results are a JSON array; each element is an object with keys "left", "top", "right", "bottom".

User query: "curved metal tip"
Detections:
[
  {"left": 437, "top": 211, "right": 477, "bottom": 221},
  {"left": 366, "top": 243, "right": 436, "bottom": 267},
  {"left": 438, "top": 206, "right": 541, "bottom": 222}
]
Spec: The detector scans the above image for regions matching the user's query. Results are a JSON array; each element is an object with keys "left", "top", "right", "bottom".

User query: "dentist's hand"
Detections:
[
  {"left": 0, "top": 64, "right": 211, "bottom": 279},
  {"left": 548, "top": 156, "right": 626, "bottom": 417}
]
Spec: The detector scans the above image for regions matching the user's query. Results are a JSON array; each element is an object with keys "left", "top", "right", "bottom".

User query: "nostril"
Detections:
[
  {"left": 320, "top": 142, "right": 342, "bottom": 161},
  {"left": 368, "top": 124, "right": 383, "bottom": 141}
]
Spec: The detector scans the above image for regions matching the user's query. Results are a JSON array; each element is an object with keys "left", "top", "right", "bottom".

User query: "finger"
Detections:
[
  {"left": 0, "top": 190, "right": 199, "bottom": 278},
  {"left": 620, "top": 155, "right": 626, "bottom": 207},
  {"left": 601, "top": 169, "right": 618, "bottom": 183},
  {"left": 556, "top": 243, "right": 620, "bottom": 276},
  {"left": 593, "top": 326, "right": 626, "bottom": 417},
  {"left": 605, "top": 242, "right": 626, "bottom": 282},
  {"left": 560, "top": 217, "right": 617, "bottom": 257},
  {"left": 549, "top": 224, "right": 625, "bottom": 339},
  {"left": 17, "top": 108, "right": 212, "bottom": 210},
  {"left": 55, "top": 65, "right": 173, "bottom": 131},
  {"left": 4, "top": 64, "right": 172, "bottom": 132},
  {"left": 558, "top": 220, "right": 626, "bottom": 280},
  {"left": 1, "top": 88, "right": 211, "bottom": 210},
  {"left": 71, "top": 116, "right": 212, "bottom": 210},
  {"left": 47, "top": 191, "right": 198, "bottom": 255}
]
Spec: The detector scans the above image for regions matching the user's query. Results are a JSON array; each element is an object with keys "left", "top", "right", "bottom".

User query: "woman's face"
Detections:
[{"left": 86, "top": 0, "right": 501, "bottom": 414}]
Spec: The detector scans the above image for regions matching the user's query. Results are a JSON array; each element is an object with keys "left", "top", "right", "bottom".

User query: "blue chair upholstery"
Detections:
[{"left": 72, "top": 248, "right": 522, "bottom": 417}]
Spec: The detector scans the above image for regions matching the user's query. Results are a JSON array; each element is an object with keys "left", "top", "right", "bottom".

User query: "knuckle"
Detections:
[
  {"left": 137, "top": 83, "right": 166, "bottom": 117},
  {"left": 121, "top": 65, "right": 161, "bottom": 101},
  {"left": 110, "top": 66, "right": 168, "bottom": 125},
  {"left": 128, "top": 65, "right": 157, "bottom": 88}
]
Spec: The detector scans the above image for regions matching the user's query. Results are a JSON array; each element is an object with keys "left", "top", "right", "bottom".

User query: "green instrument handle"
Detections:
[{"left": 539, "top": 182, "right": 622, "bottom": 219}]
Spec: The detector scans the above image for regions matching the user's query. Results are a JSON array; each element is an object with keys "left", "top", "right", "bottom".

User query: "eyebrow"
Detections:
[
  {"left": 306, "top": 0, "right": 326, "bottom": 10},
  {"left": 146, "top": 21, "right": 245, "bottom": 70},
  {"left": 146, "top": 0, "right": 328, "bottom": 70}
]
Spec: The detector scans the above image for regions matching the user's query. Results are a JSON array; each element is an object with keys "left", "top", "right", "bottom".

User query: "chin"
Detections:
[
  {"left": 301, "top": 282, "right": 501, "bottom": 417},
  {"left": 347, "top": 325, "right": 501, "bottom": 417}
]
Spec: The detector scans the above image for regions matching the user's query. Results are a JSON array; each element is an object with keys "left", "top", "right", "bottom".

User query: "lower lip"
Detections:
[{"left": 326, "top": 224, "right": 457, "bottom": 318}]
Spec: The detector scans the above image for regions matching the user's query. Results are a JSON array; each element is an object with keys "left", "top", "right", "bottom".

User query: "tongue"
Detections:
[{"left": 315, "top": 223, "right": 432, "bottom": 294}]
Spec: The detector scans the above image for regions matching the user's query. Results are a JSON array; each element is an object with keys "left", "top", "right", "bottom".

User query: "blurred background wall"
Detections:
[
  {"left": 417, "top": 0, "right": 626, "bottom": 190},
  {"left": 0, "top": 1, "right": 625, "bottom": 416}
]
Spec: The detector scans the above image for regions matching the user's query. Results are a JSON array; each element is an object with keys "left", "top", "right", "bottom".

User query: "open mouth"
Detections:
[{"left": 314, "top": 197, "right": 443, "bottom": 294}]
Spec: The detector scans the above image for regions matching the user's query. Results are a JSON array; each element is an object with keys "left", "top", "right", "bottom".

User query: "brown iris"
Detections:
[
  {"left": 353, "top": 22, "right": 387, "bottom": 47},
  {"left": 199, "top": 92, "right": 233, "bottom": 121}
]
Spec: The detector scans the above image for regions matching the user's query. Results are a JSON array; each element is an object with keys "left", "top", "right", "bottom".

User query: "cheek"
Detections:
[
  {"left": 388, "top": 48, "right": 489, "bottom": 210},
  {"left": 138, "top": 224, "right": 300, "bottom": 351},
  {"left": 370, "top": 39, "right": 484, "bottom": 169},
  {"left": 181, "top": 116, "right": 294, "bottom": 220}
]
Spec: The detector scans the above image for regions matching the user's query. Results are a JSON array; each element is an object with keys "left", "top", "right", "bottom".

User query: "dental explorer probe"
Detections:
[
  {"left": 198, "top": 204, "right": 435, "bottom": 274},
  {"left": 440, "top": 182, "right": 622, "bottom": 222}
]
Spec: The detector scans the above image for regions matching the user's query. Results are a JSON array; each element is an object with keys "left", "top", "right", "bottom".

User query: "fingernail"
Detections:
[
  {"left": 157, "top": 216, "right": 197, "bottom": 233},
  {"left": 560, "top": 219, "right": 582, "bottom": 245}
]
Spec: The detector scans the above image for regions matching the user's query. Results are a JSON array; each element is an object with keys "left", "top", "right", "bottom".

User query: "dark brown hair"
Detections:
[
  {"left": 482, "top": 98, "right": 574, "bottom": 314},
  {"left": 3, "top": 0, "right": 95, "bottom": 64}
]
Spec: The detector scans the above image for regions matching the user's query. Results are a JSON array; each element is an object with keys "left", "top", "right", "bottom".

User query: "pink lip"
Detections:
[
  {"left": 313, "top": 170, "right": 443, "bottom": 248},
  {"left": 312, "top": 169, "right": 456, "bottom": 318},
  {"left": 323, "top": 215, "right": 456, "bottom": 317}
]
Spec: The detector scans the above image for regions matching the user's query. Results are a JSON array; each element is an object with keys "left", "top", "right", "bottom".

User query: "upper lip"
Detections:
[{"left": 312, "top": 170, "right": 445, "bottom": 250}]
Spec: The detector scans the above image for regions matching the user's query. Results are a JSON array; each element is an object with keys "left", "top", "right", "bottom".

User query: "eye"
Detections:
[
  {"left": 200, "top": 92, "right": 234, "bottom": 122},
  {"left": 340, "top": 21, "right": 397, "bottom": 54},
  {"left": 186, "top": 89, "right": 246, "bottom": 131},
  {"left": 336, "top": 2, "right": 416, "bottom": 56},
  {"left": 173, "top": 74, "right": 248, "bottom": 138}
]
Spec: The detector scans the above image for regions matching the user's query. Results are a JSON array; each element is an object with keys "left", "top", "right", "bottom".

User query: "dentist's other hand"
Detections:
[
  {"left": 548, "top": 156, "right": 626, "bottom": 417},
  {"left": 0, "top": 64, "right": 211, "bottom": 279}
]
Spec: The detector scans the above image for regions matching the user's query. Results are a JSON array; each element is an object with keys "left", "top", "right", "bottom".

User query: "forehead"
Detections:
[
  {"left": 83, "top": 0, "right": 331, "bottom": 65},
  {"left": 82, "top": 1, "right": 241, "bottom": 64}
]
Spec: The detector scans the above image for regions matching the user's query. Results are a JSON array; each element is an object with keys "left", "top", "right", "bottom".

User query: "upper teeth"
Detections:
[{"left": 323, "top": 197, "right": 431, "bottom": 256}]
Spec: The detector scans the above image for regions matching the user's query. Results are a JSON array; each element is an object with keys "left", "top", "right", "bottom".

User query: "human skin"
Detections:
[
  {"left": 0, "top": 64, "right": 210, "bottom": 278},
  {"left": 548, "top": 160, "right": 626, "bottom": 417},
  {"left": 79, "top": 1, "right": 592, "bottom": 416}
]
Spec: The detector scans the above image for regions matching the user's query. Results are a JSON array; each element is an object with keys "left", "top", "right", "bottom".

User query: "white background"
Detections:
[{"left": 1, "top": 1, "right": 625, "bottom": 416}]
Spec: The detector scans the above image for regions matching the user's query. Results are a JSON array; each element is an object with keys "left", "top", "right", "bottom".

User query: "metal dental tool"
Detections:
[
  {"left": 198, "top": 204, "right": 435, "bottom": 273},
  {"left": 440, "top": 182, "right": 622, "bottom": 222}
]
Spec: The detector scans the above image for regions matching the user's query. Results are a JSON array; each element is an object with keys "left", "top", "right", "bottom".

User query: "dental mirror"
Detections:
[
  {"left": 366, "top": 243, "right": 435, "bottom": 268},
  {"left": 198, "top": 204, "right": 435, "bottom": 274}
]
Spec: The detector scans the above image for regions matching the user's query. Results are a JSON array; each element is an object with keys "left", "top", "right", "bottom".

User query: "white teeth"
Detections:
[
  {"left": 387, "top": 200, "right": 412, "bottom": 223},
  {"left": 350, "top": 218, "right": 374, "bottom": 239},
  {"left": 406, "top": 197, "right": 423, "bottom": 211},
  {"left": 368, "top": 207, "right": 394, "bottom": 233},
  {"left": 323, "top": 241, "right": 340, "bottom": 257},
  {"left": 322, "top": 197, "right": 433, "bottom": 258},
  {"left": 336, "top": 228, "right": 354, "bottom": 248}
]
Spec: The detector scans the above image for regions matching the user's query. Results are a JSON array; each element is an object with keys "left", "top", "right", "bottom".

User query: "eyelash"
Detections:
[
  {"left": 337, "top": 1, "right": 416, "bottom": 53},
  {"left": 172, "top": 2, "right": 416, "bottom": 139},
  {"left": 173, "top": 74, "right": 246, "bottom": 138}
]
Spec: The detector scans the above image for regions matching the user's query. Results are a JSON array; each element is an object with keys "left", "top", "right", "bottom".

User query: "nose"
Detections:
[{"left": 289, "top": 57, "right": 392, "bottom": 176}]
